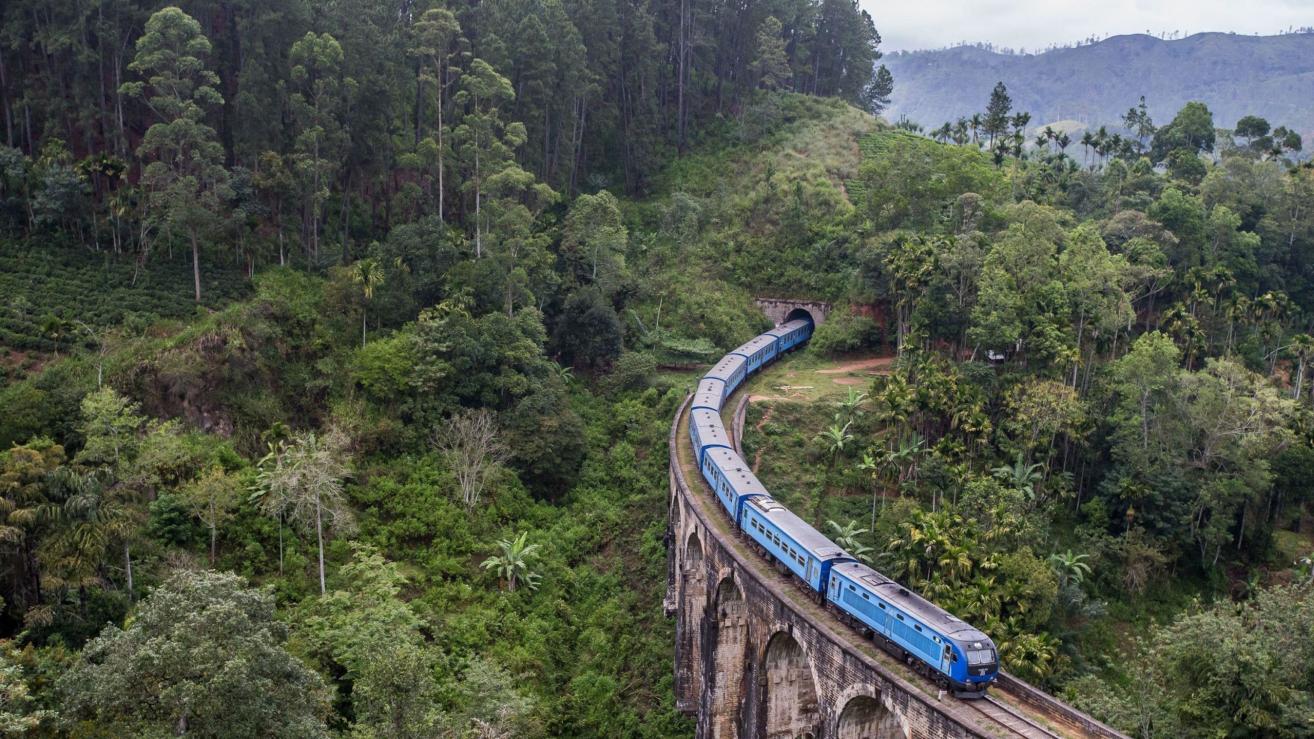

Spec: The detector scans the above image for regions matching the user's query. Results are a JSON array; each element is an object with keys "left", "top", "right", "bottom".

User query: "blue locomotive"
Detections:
[{"left": 686, "top": 316, "right": 998, "bottom": 697}]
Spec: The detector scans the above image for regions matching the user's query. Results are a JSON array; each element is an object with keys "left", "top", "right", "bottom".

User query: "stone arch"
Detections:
[
  {"left": 834, "top": 694, "right": 904, "bottom": 739},
  {"left": 686, "top": 530, "right": 704, "bottom": 567},
  {"left": 760, "top": 630, "right": 820, "bottom": 739},
  {"left": 708, "top": 575, "right": 750, "bottom": 738},
  {"left": 784, "top": 306, "right": 820, "bottom": 329}
]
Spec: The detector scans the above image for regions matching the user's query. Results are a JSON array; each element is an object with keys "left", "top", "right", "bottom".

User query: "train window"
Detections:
[
  {"left": 914, "top": 625, "right": 923, "bottom": 632},
  {"left": 878, "top": 602, "right": 886, "bottom": 609},
  {"left": 847, "top": 584, "right": 855, "bottom": 591},
  {"left": 861, "top": 593, "right": 869, "bottom": 599},
  {"left": 896, "top": 614, "right": 904, "bottom": 621}
]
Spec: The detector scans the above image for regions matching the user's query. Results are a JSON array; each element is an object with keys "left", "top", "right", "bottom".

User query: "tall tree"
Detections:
[
  {"left": 256, "top": 429, "right": 354, "bottom": 595},
  {"left": 984, "top": 81, "right": 1012, "bottom": 149},
  {"left": 120, "top": 7, "right": 230, "bottom": 302},
  {"left": 412, "top": 8, "right": 463, "bottom": 222},
  {"left": 864, "top": 65, "right": 894, "bottom": 114},
  {"left": 289, "top": 33, "right": 350, "bottom": 261}
]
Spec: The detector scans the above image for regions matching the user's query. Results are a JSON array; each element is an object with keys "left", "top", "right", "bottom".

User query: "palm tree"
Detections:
[
  {"left": 827, "top": 520, "right": 874, "bottom": 563},
  {"left": 481, "top": 531, "right": 541, "bottom": 592},
  {"left": 952, "top": 118, "right": 969, "bottom": 145},
  {"left": 837, "top": 388, "right": 868, "bottom": 423},
  {"left": 255, "top": 429, "right": 354, "bottom": 595},
  {"left": 968, "top": 114, "right": 983, "bottom": 145},
  {"left": 857, "top": 451, "right": 883, "bottom": 530},
  {"left": 350, "top": 258, "right": 385, "bottom": 348},
  {"left": 1048, "top": 549, "right": 1092, "bottom": 588},
  {"left": 991, "top": 452, "right": 1044, "bottom": 501},
  {"left": 818, "top": 420, "right": 854, "bottom": 472},
  {"left": 815, "top": 420, "right": 853, "bottom": 523}
]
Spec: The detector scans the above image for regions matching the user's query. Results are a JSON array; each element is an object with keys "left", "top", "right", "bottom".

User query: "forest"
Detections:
[{"left": 0, "top": 0, "right": 1312, "bottom": 737}]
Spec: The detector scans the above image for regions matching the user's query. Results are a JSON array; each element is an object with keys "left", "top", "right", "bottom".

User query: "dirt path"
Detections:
[{"left": 816, "top": 356, "right": 895, "bottom": 374}]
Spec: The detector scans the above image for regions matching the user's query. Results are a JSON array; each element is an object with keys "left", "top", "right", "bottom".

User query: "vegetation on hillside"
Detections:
[{"left": 0, "top": 1, "right": 1312, "bottom": 736}]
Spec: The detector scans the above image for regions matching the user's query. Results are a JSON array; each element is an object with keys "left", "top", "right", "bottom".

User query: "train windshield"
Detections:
[{"left": 967, "top": 648, "right": 996, "bottom": 666}]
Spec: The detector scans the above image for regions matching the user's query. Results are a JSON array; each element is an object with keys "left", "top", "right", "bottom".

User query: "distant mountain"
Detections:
[{"left": 882, "top": 33, "right": 1314, "bottom": 138}]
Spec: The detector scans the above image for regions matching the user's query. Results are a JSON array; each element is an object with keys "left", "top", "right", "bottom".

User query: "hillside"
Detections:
[{"left": 883, "top": 32, "right": 1314, "bottom": 135}]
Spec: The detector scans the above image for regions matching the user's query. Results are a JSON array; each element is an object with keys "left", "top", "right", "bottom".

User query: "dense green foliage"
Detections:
[
  {"left": 1, "top": 3, "right": 1312, "bottom": 734},
  {"left": 0, "top": 4, "right": 889, "bottom": 731},
  {"left": 735, "top": 95, "right": 1314, "bottom": 736}
]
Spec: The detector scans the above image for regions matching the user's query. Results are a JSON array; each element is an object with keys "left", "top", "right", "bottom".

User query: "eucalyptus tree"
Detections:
[
  {"left": 289, "top": 32, "right": 351, "bottom": 261},
  {"left": 120, "top": 7, "right": 230, "bottom": 302},
  {"left": 412, "top": 8, "right": 463, "bottom": 221},
  {"left": 453, "top": 59, "right": 519, "bottom": 259}
]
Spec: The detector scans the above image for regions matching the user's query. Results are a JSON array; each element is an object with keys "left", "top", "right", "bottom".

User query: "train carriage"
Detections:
[
  {"left": 689, "top": 408, "right": 732, "bottom": 466},
  {"left": 765, "top": 319, "right": 813, "bottom": 353},
  {"left": 731, "top": 335, "right": 779, "bottom": 375},
  {"left": 693, "top": 377, "right": 726, "bottom": 412},
  {"left": 740, "top": 496, "right": 853, "bottom": 591},
  {"left": 704, "top": 354, "right": 748, "bottom": 399},
  {"left": 701, "top": 447, "right": 768, "bottom": 521}
]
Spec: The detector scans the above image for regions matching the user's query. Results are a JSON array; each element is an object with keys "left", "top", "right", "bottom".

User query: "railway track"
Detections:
[
  {"left": 964, "top": 695, "right": 1063, "bottom": 738},
  {"left": 715, "top": 392, "right": 1129, "bottom": 739}
]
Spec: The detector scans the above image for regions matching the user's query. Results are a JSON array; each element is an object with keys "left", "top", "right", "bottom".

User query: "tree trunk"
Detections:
[
  {"left": 315, "top": 494, "right": 326, "bottom": 595},
  {"left": 209, "top": 499, "right": 217, "bottom": 565},
  {"left": 190, "top": 229, "right": 202, "bottom": 302},
  {"left": 124, "top": 541, "right": 133, "bottom": 600}
]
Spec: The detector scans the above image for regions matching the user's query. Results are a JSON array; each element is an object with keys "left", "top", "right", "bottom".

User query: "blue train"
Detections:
[{"left": 686, "top": 316, "right": 998, "bottom": 697}]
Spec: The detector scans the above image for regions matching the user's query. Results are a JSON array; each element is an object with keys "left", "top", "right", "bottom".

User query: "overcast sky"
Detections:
[{"left": 868, "top": 0, "right": 1314, "bottom": 52}]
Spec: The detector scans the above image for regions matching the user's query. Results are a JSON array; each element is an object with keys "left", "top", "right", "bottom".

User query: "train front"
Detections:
[{"left": 948, "top": 633, "right": 999, "bottom": 696}]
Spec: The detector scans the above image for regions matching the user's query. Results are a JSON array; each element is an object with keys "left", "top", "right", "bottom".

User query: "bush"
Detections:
[
  {"left": 602, "top": 351, "right": 657, "bottom": 394},
  {"left": 809, "top": 311, "right": 881, "bottom": 356}
]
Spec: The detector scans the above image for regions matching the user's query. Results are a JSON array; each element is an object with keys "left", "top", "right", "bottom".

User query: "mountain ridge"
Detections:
[{"left": 883, "top": 32, "right": 1314, "bottom": 137}]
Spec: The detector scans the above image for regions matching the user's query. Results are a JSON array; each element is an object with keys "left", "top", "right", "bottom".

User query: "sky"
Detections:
[{"left": 867, "top": 0, "right": 1314, "bottom": 52}]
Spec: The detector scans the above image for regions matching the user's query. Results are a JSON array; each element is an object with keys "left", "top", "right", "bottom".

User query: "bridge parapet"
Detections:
[{"left": 667, "top": 394, "right": 1129, "bottom": 739}]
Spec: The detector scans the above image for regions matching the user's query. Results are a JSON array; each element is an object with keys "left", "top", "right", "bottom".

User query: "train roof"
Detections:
[
  {"left": 693, "top": 378, "right": 725, "bottom": 410},
  {"left": 690, "top": 409, "right": 731, "bottom": 449},
  {"left": 765, "top": 319, "right": 812, "bottom": 337},
  {"left": 745, "top": 497, "right": 848, "bottom": 559},
  {"left": 704, "top": 353, "right": 746, "bottom": 383},
  {"left": 705, "top": 448, "right": 768, "bottom": 496},
  {"left": 731, "top": 335, "right": 777, "bottom": 357},
  {"left": 832, "top": 562, "right": 990, "bottom": 641}
]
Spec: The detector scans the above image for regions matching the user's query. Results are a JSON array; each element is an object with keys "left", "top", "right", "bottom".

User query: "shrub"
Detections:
[{"left": 810, "top": 311, "right": 881, "bottom": 356}]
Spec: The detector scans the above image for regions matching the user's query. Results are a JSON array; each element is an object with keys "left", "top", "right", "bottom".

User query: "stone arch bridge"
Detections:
[{"left": 666, "top": 394, "right": 1127, "bottom": 739}]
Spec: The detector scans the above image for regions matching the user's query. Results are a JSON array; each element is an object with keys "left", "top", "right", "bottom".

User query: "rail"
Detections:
[{"left": 707, "top": 384, "right": 1129, "bottom": 739}]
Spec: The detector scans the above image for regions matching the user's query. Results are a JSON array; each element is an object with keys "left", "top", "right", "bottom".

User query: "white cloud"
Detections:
[{"left": 867, "top": 0, "right": 1314, "bottom": 52}]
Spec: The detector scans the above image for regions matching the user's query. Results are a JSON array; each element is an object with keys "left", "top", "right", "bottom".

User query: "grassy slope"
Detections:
[{"left": 623, "top": 95, "right": 879, "bottom": 356}]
